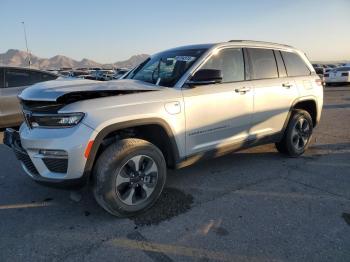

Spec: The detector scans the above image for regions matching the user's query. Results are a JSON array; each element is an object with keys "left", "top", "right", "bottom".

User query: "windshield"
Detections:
[{"left": 126, "top": 49, "right": 206, "bottom": 87}]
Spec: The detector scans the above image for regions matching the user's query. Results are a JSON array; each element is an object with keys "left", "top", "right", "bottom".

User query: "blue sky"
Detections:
[{"left": 1, "top": 0, "right": 349, "bottom": 62}]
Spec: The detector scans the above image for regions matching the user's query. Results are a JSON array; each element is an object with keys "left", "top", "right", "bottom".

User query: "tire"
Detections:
[
  {"left": 92, "top": 138, "right": 167, "bottom": 217},
  {"left": 275, "top": 109, "right": 313, "bottom": 157}
]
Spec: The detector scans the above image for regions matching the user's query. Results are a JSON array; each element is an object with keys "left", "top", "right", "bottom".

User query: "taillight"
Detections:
[
  {"left": 341, "top": 72, "right": 349, "bottom": 77},
  {"left": 315, "top": 79, "right": 323, "bottom": 86}
]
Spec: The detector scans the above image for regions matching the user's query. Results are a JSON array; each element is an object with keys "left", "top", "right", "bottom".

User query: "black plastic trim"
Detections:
[{"left": 82, "top": 118, "right": 181, "bottom": 185}]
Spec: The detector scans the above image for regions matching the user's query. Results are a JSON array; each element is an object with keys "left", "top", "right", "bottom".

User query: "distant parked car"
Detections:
[
  {"left": 324, "top": 67, "right": 350, "bottom": 85},
  {"left": 70, "top": 70, "right": 90, "bottom": 78},
  {"left": 0, "top": 66, "right": 58, "bottom": 128},
  {"left": 312, "top": 63, "right": 324, "bottom": 68},
  {"left": 88, "top": 70, "right": 115, "bottom": 81},
  {"left": 314, "top": 67, "right": 325, "bottom": 85},
  {"left": 59, "top": 71, "right": 71, "bottom": 77},
  {"left": 76, "top": 74, "right": 92, "bottom": 79},
  {"left": 324, "top": 64, "right": 337, "bottom": 73},
  {"left": 113, "top": 68, "right": 130, "bottom": 79},
  {"left": 312, "top": 64, "right": 325, "bottom": 75}
]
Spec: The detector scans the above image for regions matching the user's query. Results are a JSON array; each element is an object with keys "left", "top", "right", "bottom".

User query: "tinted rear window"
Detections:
[
  {"left": 0, "top": 68, "right": 4, "bottom": 88},
  {"left": 5, "top": 69, "right": 31, "bottom": 88},
  {"left": 281, "top": 51, "right": 311, "bottom": 77},
  {"left": 248, "top": 48, "right": 278, "bottom": 80},
  {"left": 5, "top": 69, "right": 57, "bottom": 88}
]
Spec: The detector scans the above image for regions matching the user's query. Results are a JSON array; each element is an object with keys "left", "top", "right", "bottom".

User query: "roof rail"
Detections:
[{"left": 228, "top": 40, "right": 292, "bottom": 48}]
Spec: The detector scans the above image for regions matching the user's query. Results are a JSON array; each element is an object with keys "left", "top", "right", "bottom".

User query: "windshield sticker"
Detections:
[{"left": 175, "top": 56, "right": 196, "bottom": 62}]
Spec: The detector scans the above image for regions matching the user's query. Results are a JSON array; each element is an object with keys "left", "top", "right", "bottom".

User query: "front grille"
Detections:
[{"left": 43, "top": 158, "right": 68, "bottom": 173}]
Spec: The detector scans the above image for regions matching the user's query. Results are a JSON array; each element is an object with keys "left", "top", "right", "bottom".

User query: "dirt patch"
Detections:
[
  {"left": 212, "top": 227, "right": 229, "bottom": 236},
  {"left": 342, "top": 213, "right": 350, "bottom": 226},
  {"left": 131, "top": 187, "right": 193, "bottom": 226}
]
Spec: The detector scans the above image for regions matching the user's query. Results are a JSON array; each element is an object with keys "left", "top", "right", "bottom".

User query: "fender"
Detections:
[
  {"left": 82, "top": 118, "right": 181, "bottom": 180},
  {"left": 280, "top": 96, "right": 318, "bottom": 136}
]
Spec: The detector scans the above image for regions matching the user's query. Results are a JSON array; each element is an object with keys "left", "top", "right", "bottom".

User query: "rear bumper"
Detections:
[{"left": 3, "top": 124, "right": 97, "bottom": 189}]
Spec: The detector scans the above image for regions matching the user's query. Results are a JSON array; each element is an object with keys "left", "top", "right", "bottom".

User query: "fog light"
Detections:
[{"left": 39, "top": 149, "right": 67, "bottom": 158}]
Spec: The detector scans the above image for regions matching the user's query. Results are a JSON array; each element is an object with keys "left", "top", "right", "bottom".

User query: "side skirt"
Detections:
[{"left": 175, "top": 132, "right": 283, "bottom": 169}]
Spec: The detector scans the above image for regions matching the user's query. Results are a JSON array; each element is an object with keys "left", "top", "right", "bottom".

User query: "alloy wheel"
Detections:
[
  {"left": 116, "top": 155, "right": 158, "bottom": 206},
  {"left": 291, "top": 117, "right": 311, "bottom": 150}
]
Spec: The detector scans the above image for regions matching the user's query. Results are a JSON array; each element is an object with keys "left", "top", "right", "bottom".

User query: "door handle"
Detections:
[
  {"left": 282, "top": 82, "right": 293, "bottom": 88},
  {"left": 235, "top": 87, "right": 250, "bottom": 93}
]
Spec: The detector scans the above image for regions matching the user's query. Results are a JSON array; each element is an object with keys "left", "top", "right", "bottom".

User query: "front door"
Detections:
[{"left": 182, "top": 48, "right": 253, "bottom": 156}]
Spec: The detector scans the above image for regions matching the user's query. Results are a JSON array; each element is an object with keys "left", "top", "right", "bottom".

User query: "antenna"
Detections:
[{"left": 21, "top": 21, "right": 31, "bottom": 68}]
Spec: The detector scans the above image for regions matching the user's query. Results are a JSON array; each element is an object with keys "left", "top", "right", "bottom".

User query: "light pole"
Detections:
[{"left": 21, "top": 21, "right": 31, "bottom": 68}]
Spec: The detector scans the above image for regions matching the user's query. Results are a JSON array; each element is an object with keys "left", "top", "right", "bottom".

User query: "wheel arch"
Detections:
[
  {"left": 280, "top": 98, "right": 318, "bottom": 138},
  {"left": 83, "top": 118, "right": 180, "bottom": 183},
  {"left": 292, "top": 99, "right": 318, "bottom": 127}
]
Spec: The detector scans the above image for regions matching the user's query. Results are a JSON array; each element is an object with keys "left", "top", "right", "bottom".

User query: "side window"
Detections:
[
  {"left": 41, "top": 73, "right": 57, "bottom": 81},
  {"left": 0, "top": 68, "right": 4, "bottom": 88},
  {"left": 248, "top": 48, "right": 278, "bottom": 80},
  {"left": 5, "top": 69, "right": 31, "bottom": 88},
  {"left": 281, "top": 51, "right": 311, "bottom": 77},
  {"left": 201, "top": 48, "right": 244, "bottom": 83},
  {"left": 274, "top": 50, "right": 287, "bottom": 77},
  {"left": 29, "top": 71, "right": 42, "bottom": 84}
]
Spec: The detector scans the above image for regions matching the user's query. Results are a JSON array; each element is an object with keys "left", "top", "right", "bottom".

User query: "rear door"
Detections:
[{"left": 247, "top": 48, "right": 299, "bottom": 137}]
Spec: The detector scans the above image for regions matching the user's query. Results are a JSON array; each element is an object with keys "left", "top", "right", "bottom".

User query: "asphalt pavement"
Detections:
[{"left": 0, "top": 86, "right": 349, "bottom": 262}]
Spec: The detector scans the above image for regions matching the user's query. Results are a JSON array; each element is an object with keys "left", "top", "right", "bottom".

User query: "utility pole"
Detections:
[{"left": 21, "top": 21, "right": 31, "bottom": 68}]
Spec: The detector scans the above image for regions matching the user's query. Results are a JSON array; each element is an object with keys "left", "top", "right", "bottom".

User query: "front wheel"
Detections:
[
  {"left": 92, "top": 138, "right": 167, "bottom": 217},
  {"left": 275, "top": 109, "right": 313, "bottom": 157}
]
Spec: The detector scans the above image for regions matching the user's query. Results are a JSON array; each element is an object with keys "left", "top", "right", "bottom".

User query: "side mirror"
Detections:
[{"left": 186, "top": 69, "right": 223, "bottom": 86}]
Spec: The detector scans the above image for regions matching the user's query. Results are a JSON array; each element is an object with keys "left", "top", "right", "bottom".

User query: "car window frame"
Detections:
[
  {"left": 274, "top": 50, "right": 288, "bottom": 78},
  {"left": 188, "top": 47, "right": 247, "bottom": 85},
  {"left": 280, "top": 51, "right": 311, "bottom": 77}
]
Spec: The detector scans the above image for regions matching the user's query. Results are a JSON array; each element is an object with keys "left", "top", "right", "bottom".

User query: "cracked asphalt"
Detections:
[{"left": 0, "top": 85, "right": 350, "bottom": 262}]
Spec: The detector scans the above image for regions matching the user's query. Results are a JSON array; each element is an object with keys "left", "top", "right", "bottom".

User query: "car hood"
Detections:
[{"left": 19, "top": 78, "right": 162, "bottom": 102}]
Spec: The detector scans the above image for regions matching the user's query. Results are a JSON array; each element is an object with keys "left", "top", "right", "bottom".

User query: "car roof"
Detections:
[{"left": 162, "top": 40, "right": 298, "bottom": 54}]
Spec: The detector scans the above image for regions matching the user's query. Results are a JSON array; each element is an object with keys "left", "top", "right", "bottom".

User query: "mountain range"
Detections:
[{"left": 0, "top": 49, "right": 149, "bottom": 69}]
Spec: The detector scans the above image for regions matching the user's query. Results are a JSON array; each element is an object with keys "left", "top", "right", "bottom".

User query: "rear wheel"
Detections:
[
  {"left": 92, "top": 138, "right": 166, "bottom": 217},
  {"left": 275, "top": 110, "right": 313, "bottom": 157}
]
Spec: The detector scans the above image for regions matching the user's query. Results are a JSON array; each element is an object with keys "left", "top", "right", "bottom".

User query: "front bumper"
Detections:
[{"left": 3, "top": 123, "right": 97, "bottom": 188}]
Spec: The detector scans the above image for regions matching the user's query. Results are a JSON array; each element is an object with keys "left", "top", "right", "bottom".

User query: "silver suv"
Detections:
[{"left": 4, "top": 40, "right": 323, "bottom": 217}]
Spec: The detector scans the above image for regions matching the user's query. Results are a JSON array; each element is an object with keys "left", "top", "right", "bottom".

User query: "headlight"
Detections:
[{"left": 29, "top": 113, "right": 85, "bottom": 128}]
